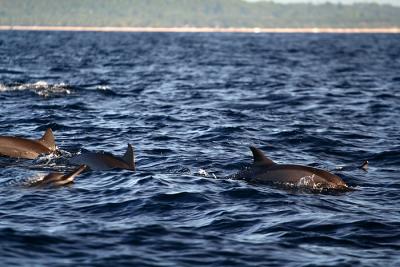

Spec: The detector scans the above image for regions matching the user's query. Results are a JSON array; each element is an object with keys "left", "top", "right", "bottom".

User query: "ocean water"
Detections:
[{"left": 0, "top": 31, "right": 399, "bottom": 266}]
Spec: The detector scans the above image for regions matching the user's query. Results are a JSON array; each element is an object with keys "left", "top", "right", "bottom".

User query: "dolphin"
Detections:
[
  {"left": 231, "top": 146, "right": 350, "bottom": 191},
  {"left": 335, "top": 160, "right": 368, "bottom": 172},
  {"left": 27, "top": 165, "right": 87, "bottom": 188},
  {"left": 0, "top": 128, "right": 57, "bottom": 160},
  {"left": 69, "top": 144, "right": 135, "bottom": 171}
]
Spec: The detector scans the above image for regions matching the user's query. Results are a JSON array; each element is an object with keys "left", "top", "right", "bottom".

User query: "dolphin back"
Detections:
[
  {"left": 69, "top": 144, "right": 135, "bottom": 171},
  {"left": 0, "top": 128, "right": 56, "bottom": 159},
  {"left": 233, "top": 146, "right": 350, "bottom": 191}
]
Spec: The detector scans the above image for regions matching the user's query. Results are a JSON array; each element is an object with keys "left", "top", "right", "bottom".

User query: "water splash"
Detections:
[
  {"left": 297, "top": 174, "right": 318, "bottom": 188},
  {"left": 0, "top": 81, "right": 71, "bottom": 97},
  {"left": 198, "top": 168, "right": 217, "bottom": 179}
]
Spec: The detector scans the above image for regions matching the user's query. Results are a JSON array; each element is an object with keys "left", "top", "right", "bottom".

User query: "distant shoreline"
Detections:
[{"left": 0, "top": 26, "right": 399, "bottom": 33}]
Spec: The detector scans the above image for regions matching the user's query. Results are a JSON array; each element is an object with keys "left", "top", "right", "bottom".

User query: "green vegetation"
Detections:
[{"left": 0, "top": 0, "right": 399, "bottom": 28}]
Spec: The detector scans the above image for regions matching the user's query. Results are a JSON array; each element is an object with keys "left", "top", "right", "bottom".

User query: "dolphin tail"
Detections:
[
  {"left": 122, "top": 144, "right": 135, "bottom": 171},
  {"left": 249, "top": 146, "right": 275, "bottom": 165},
  {"left": 38, "top": 128, "right": 57, "bottom": 151}
]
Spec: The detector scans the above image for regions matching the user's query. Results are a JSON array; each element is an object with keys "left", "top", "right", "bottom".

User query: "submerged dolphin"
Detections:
[
  {"left": 27, "top": 165, "right": 87, "bottom": 188},
  {"left": 69, "top": 144, "right": 135, "bottom": 171},
  {"left": 335, "top": 160, "right": 368, "bottom": 172},
  {"left": 0, "top": 128, "right": 57, "bottom": 160},
  {"left": 232, "top": 146, "right": 349, "bottom": 191}
]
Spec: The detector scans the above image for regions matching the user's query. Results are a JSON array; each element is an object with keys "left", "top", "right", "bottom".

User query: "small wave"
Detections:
[
  {"left": 0, "top": 81, "right": 72, "bottom": 97},
  {"left": 96, "top": 85, "right": 111, "bottom": 91},
  {"left": 93, "top": 85, "right": 120, "bottom": 96}
]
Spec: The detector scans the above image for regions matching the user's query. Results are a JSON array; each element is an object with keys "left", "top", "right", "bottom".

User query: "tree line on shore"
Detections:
[{"left": 0, "top": 0, "right": 399, "bottom": 28}]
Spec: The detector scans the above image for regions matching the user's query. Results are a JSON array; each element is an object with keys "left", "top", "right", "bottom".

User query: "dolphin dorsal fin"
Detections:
[
  {"left": 249, "top": 146, "right": 275, "bottom": 166},
  {"left": 122, "top": 144, "right": 135, "bottom": 171},
  {"left": 38, "top": 128, "right": 56, "bottom": 151},
  {"left": 360, "top": 160, "right": 368, "bottom": 171}
]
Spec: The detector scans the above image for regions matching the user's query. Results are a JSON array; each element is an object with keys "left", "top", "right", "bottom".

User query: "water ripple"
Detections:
[{"left": 0, "top": 32, "right": 399, "bottom": 266}]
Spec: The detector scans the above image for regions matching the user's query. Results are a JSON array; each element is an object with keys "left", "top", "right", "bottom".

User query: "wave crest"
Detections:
[{"left": 0, "top": 81, "right": 72, "bottom": 97}]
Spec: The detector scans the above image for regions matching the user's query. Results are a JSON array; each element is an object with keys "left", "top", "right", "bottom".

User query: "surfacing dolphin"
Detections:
[
  {"left": 231, "top": 146, "right": 350, "bottom": 191},
  {"left": 27, "top": 165, "right": 87, "bottom": 188},
  {"left": 0, "top": 128, "right": 57, "bottom": 160},
  {"left": 69, "top": 144, "right": 135, "bottom": 171},
  {"left": 335, "top": 160, "right": 368, "bottom": 172}
]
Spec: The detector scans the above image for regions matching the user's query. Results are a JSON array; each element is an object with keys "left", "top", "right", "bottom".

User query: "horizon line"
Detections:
[{"left": 0, "top": 26, "right": 399, "bottom": 33}]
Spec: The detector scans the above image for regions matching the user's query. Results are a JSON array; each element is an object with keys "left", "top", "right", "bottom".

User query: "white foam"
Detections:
[
  {"left": 198, "top": 169, "right": 209, "bottom": 176},
  {"left": 0, "top": 81, "right": 71, "bottom": 97},
  {"left": 96, "top": 85, "right": 111, "bottom": 91}
]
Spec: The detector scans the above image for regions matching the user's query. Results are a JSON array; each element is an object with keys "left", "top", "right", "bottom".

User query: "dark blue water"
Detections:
[{"left": 0, "top": 31, "right": 399, "bottom": 266}]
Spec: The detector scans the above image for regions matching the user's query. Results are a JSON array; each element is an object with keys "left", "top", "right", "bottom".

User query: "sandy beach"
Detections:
[{"left": 0, "top": 25, "right": 399, "bottom": 33}]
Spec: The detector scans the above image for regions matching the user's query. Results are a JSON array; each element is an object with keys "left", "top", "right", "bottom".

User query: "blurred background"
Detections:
[{"left": 0, "top": 0, "right": 399, "bottom": 28}]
